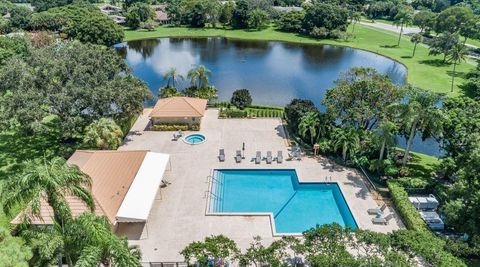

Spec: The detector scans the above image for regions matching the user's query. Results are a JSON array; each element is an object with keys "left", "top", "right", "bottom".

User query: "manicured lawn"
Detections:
[{"left": 124, "top": 24, "right": 474, "bottom": 95}]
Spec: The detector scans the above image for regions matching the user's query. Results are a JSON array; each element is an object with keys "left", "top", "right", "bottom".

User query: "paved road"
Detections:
[{"left": 360, "top": 20, "right": 479, "bottom": 49}]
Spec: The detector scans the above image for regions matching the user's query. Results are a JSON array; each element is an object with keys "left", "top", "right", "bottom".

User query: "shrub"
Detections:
[
  {"left": 387, "top": 181, "right": 428, "bottom": 231},
  {"left": 230, "top": 89, "right": 252, "bottom": 109},
  {"left": 309, "top": 26, "right": 329, "bottom": 39},
  {"left": 151, "top": 123, "right": 201, "bottom": 131},
  {"left": 226, "top": 109, "right": 248, "bottom": 118}
]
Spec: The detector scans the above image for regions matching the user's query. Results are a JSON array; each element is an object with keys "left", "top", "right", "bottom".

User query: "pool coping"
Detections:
[
  {"left": 205, "top": 168, "right": 359, "bottom": 237},
  {"left": 182, "top": 133, "right": 207, "bottom": 145}
]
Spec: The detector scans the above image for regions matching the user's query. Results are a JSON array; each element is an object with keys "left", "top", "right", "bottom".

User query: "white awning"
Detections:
[{"left": 116, "top": 152, "right": 170, "bottom": 223}]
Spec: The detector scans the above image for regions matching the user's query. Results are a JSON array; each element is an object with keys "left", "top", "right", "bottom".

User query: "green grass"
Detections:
[{"left": 124, "top": 24, "right": 474, "bottom": 95}]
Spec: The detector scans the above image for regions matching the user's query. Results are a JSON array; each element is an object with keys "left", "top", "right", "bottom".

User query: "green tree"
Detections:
[
  {"left": 0, "top": 36, "right": 30, "bottom": 64},
  {"left": 163, "top": 67, "right": 184, "bottom": 88},
  {"left": 284, "top": 99, "right": 318, "bottom": 131},
  {"left": 434, "top": 6, "right": 474, "bottom": 35},
  {"left": 393, "top": 7, "right": 413, "bottom": 47},
  {"left": 159, "top": 86, "right": 182, "bottom": 98},
  {"left": 31, "top": 0, "right": 72, "bottom": 12},
  {"left": 373, "top": 120, "right": 397, "bottom": 161},
  {"left": 232, "top": 0, "right": 250, "bottom": 29},
  {"left": 302, "top": 3, "right": 349, "bottom": 34},
  {"left": 83, "top": 118, "right": 124, "bottom": 150},
  {"left": 8, "top": 5, "right": 32, "bottom": 30},
  {"left": 447, "top": 43, "right": 468, "bottom": 92},
  {"left": 413, "top": 10, "right": 436, "bottom": 33},
  {"left": 323, "top": 67, "right": 404, "bottom": 131},
  {"left": 219, "top": 1, "right": 235, "bottom": 25},
  {"left": 230, "top": 89, "right": 253, "bottom": 109},
  {"left": 429, "top": 32, "right": 460, "bottom": 62},
  {"left": 298, "top": 111, "right": 320, "bottom": 146},
  {"left": 126, "top": 2, "right": 155, "bottom": 29},
  {"left": 0, "top": 227, "right": 32, "bottom": 267},
  {"left": 247, "top": 8, "right": 269, "bottom": 30},
  {"left": 277, "top": 11, "right": 304, "bottom": 33},
  {"left": 333, "top": 127, "right": 360, "bottom": 161},
  {"left": 396, "top": 88, "right": 443, "bottom": 165},
  {"left": 0, "top": 41, "right": 151, "bottom": 139},
  {"left": 237, "top": 236, "right": 285, "bottom": 267},
  {"left": 23, "top": 213, "right": 141, "bottom": 266},
  {"left": 1, "top": 157, "right": 94, "bottom": 224},
  {"left": 187, "top": 65, "right": 211, "bottom": 88},
  {"left": 349, "top": 11, "right": 361, "bottom": 34},
  {"left": 463, "top": 61, "right": 480, "bottom": 97},
  {"left": 410, "top": 33, "right": 423, "bottom": 57},
  {"left": 180, "top": 235, "right": 239, "bottom": 266}
]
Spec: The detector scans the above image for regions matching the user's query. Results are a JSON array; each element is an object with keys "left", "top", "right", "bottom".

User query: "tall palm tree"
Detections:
[
  {"left": 350, "top": 11, "right": 361, "bottom": 34},
  {"left": 1, "top": 157, "right": 94, "bottom": 225},
  {"left": 333, "top": 127, "right": 360, "bottom": 162},
  {"left": 447, "top": 43, "right": 468, "bottom": 92},
  {"left": 298, "top": 111, "right": 320, "bottom": 145},
  {"left": 163, "top": 67, "right": 184, "bottom": 88},
  {"left": 187, "top": 65, "right": 211, "bottom": 88},
  {"left": 373, "top": 120, "right": 397, "bottom": 161},
  {"left": 22, "top": 213, "right": 141, "bottom": 267},
  {"left": 393, "top": 9, "right": 413, "bottom": 47},
  {"left": 410, "top": 33, "right": 422, "bottom": 57},
  {"left": 397, "top": 88, "right": 443, "bottom": 165}
]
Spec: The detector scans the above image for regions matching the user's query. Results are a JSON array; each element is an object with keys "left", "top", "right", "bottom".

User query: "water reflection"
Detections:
[{"left": 114, "top": 38, "right": 443, "bottom": 156}]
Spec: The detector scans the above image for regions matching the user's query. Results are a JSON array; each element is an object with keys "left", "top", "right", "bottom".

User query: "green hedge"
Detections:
[
  {"left": 152, "top": 123, "right": 199, "bottom": 131},
  {"left": 387, "top": 181, "right": 428, "bottom": 232},
  {"left": 387, "top": 181, "right": 466, "bottom": 267}
]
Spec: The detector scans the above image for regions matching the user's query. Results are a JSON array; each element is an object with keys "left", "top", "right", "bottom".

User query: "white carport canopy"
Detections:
[{"left": 116, "top": 152, "right": 170, "bottom": 223}]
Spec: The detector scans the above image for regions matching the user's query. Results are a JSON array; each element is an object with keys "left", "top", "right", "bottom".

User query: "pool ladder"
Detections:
[{"left": 205, "top": 170, "right": 223, "bottom": 212}]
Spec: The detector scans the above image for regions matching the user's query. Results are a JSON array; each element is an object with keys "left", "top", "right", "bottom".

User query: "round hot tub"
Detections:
[{"left": 183, "top": 133, "right": 207, "bottom": 145}]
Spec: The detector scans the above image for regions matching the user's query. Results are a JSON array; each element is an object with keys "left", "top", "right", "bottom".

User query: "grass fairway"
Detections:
[{"left": 124, "top": 24, "right": 475, "bottom": 95}]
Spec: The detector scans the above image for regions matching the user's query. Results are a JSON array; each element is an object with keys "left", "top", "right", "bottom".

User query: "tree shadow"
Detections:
[
  {"left": 446, "top": 70, "right": 466, "bottom": 78},
  {"left": 401, "top": 55, "right": 413, "bottom": 59},
  {"left": 418, "top": 59, "right": 449, "bottom": 67},
  {"left": 380, "top": 44, "right": 399, "bottom": 48}
]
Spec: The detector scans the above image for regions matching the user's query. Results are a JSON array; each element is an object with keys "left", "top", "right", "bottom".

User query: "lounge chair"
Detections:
[
  {"left": 255, "top": 151, "right": 261, "bottom": 164},
  {"left": 367, "top": 203, "right": 387, "bottom": 215},
  {"left": 172, "top": 132, "right": 180, "bottom": 141},
  {"left": 372, "top": 214, "right": 394, "bottom": 225},
  {"left": 219, "top": 149, "right": 225, "bottom": 162},
  {"left": 277, "top": 151, "right": 283, "bottom": 163},
  {"left": 235, "top": 150, "right": 242, "bottom": 163},
  {"left": 266, "top": 151, "right": 272, "bottom": 164}
]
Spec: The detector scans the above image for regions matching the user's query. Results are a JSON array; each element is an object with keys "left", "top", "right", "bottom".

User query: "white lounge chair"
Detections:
[
  {"left": 372, "top": 214, "right": 394, "bottom": 225},
  {"left": 235, "top": 150, "right": 242, "bottom": 163},
  {"left": 367, "top": 204, "right": 387, "bottom": 215},
  {"left": 255, "top": 151, "right": 261, "bottom": 164},
  {"left": 266, "top": 151, "right": 272, "bottom": 164},
  {"left": 277, "top": 151, "right": 283, "bottom": 163},
  {"left": 219, "top": 149, "right": 225, "bottom": 162}
]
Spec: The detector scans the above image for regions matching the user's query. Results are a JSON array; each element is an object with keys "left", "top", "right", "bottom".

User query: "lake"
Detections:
[{"left": 115, "top": 37, "right": 443, "bottom": 157}]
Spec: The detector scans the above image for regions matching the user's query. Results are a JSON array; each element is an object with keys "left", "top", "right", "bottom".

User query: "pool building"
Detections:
[{"left": 149, "top": 96, "right": 208, "bottom": 128}]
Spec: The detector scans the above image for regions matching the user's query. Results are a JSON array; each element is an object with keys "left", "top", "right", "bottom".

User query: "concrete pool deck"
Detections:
[{"left": 117, "top": 109, "right": 404, "bottom": 263}]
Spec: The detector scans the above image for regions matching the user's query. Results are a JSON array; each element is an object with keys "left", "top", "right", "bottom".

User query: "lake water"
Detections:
[{"left": 115, "top": 37, "right": 443, "bottom": 156}]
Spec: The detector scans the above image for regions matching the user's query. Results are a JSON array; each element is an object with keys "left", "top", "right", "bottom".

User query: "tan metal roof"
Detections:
[
  {"left": 12, "top": 150, "right": 148, "bottom": 225},
  {"left": 149, "top": 97, "right": 208, "bottom": 118}
]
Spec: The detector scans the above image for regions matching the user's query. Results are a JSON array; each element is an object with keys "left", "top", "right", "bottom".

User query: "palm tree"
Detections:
[
  {"left": 373, "top": 120, "right": 397, "bottom": 161},
  {"left": 22, "top": 213, "right": 141, "bottom": 267},
  {"left": 397, "top": 88, "right": 443, "bottom": 165},
  {"left": 393, "top": 9, "right": 413, "bottom": 47},
  {"left": 83, "top": 118, "right": 124, "bottom": 150},
  {"left": 447, "top": 43, "right": 468, "bottom": 92},
  {"left": 350, "top": 11, "right": 361, "bottom": 34},
  {"left": 187, "top": 65, "right": 211, "bottom": 88},
  {"left": 298, "top": 111, "right": 320, "bottom": 145},
  {"left": 1, "top": 157, "right": 94, "bottom": 225},
  {"left": 333, "top": 127, "right": 360, "bottom": 162},
  {"left": 163, "top": 67, "right": 184, "bottom": 88},
  {"left": 410, "top": 33, "right": 422, "bottom": 57}
]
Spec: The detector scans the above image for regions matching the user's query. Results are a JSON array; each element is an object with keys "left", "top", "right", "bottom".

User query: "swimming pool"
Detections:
[{"left": 208, "top": 169, "right": 357, "bottom": 234}]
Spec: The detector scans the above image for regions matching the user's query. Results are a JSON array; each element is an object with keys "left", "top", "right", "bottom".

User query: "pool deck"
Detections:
[{"left": 117, "top": 108, "right": 404, "bottom": 264}]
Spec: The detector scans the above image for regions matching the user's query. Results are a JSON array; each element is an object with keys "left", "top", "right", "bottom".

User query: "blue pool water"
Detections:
[
  {"left": 210, "top": 169, "right": 357, "bottom": 234},
  {"left": 184, "top": 134, "right": 206, "bottom": 145}
]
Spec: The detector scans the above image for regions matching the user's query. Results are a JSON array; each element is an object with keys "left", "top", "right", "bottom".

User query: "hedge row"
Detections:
[
  {"left": 218, "top": 107, "right": 284, "bottom": 119},
  {"left": 387, "top": 181, "right": 466, "bottom": 267},
  {"left": 387, "top": 180, "right": 428, "bottom": 231},
  {"left": 152, "top": 123, "right": 200, "bottom": 131}
]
